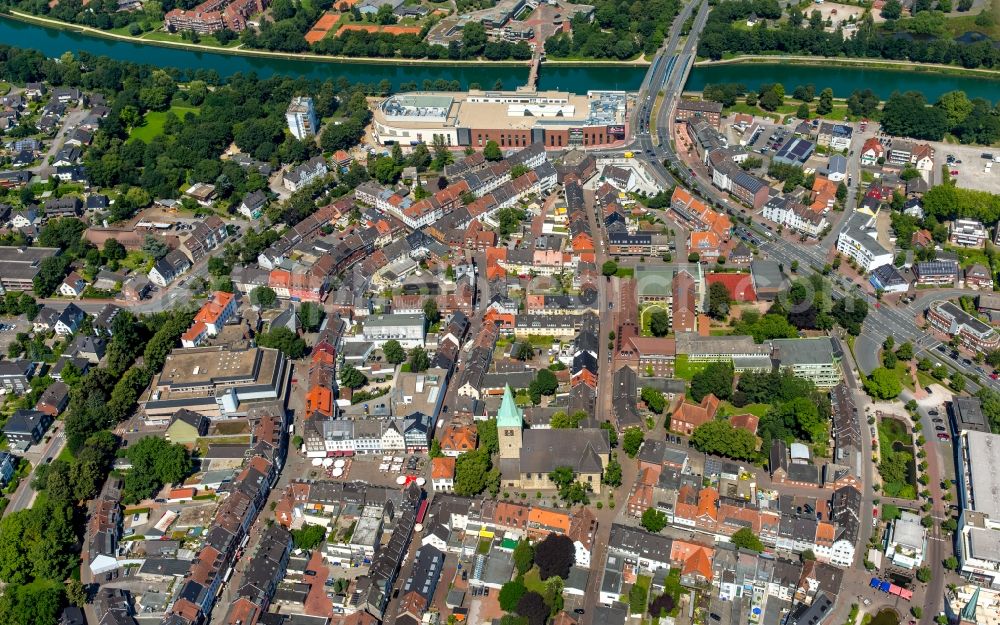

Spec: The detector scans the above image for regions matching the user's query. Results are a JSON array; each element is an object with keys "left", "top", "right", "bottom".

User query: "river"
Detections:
[{"left": 2, "top": 15, "right": 1000, "bottom": 100}]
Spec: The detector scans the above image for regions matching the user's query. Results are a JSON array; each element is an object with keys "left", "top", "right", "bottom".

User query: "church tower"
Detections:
[{"left": 496, "top": 384, "right": 523, "bottom": 459}]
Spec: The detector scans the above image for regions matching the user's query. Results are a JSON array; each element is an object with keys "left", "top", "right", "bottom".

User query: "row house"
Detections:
[
  {"left": 524, "top": 289, "right": 598, "bottom": 315},
  {"left": 708, "top": 151, "right": 769, "bottom": 210},
  {"left": 302, "top": 413, "right": 433, "bottom": 457},
  {"left": 180, "top": 215, "right": 228, "bottom": 263},
  {"left": 164, "top": 441, "right": 282, "bottom": 625},
  {"left": 671, "top": 186, "right": 732, "bottom": 240},
  {"left": 762, "top": 195, "right": 828, "bottom": 239}
]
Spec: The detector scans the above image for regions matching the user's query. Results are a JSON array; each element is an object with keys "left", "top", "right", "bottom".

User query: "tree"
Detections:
[
  {"left": 515, "top": 342, "right": 535, "bottom": 361},
  {"left": 454, "top": 449, "right": 498, "bottom": 496},
  {"left": 864, "top": 367, "right": 903, "bottom": 399},
  {"left": 534, "top": 533, "right": 575, "bottom": 580},
  {"left": 143, "top": 234, "right": 169, "bottom": 260},
  {"left": 622, "top": 427, "right": 644, "bottom": 458},
  {"left": 257, "top": 326, "right": 307, "bottom": 358},
  {"left": 944, "top": 556, "right": 959, "bottom": 570},
  {"left": 484, "top": 140, "right": 503, "bottom": 161},
  {"left": 383, "top": 339, "right": 407, "bottom": 364},
  {"left": 640, "top": 387, "right": 666, "bottom": 413},
  {"left": 499, "top": 579, "right": 528, "bottom": 612},
  {"left": 796, "top": 103, "right": 810, "bottom": 119},
  {"left": 292, "top": 524, "right": 327, "bottom": 550},
  {"left": 800, "top": 549, "right": 816, "bottom": 562},
  {"left": 916, "top": 567, "right": 932, "bottom": 583},
  {"left": 601, "top": 421, "right": 619, "bottom": 448},
  {"left": 708, "top": 281, "right": 731, "bottom": 320},
  {"left": 602, "top": 260, "right": 619, "bottom": 276},
  {"left": 641, "top": 507, "right": 667, "bottom": 533},
  {"left": 649, "top": 593, "right": 675, "bottom": 618},
  {"left": 32, "top": 256, "right": 70, "bottom": 298},
  {"left": 758, "top": 83, "right": 785, "bottom": 112},
  {"left": 65, "top": 579, "right": 87, "bottom": 607},
  {"left": 730, "top": 527, "right": 765, "bottom": 552},
  {"left": 793, "top": 84, "right": 815, "bottom": 102},
  {"left": 423, "top": 298, "right": 441, "bottom": 325},
  {"left": 687, "top": 252, "right": 701, "bottom": 263},
  {"left": 691, "top": 421, "right": 758, "bottom": 461},
  {"left": 251, "top": 285, "right": 277, "bottom": 308},
  {"left": 817, "top": 88, "right": 834, "bottom": 116},
  {"left": 340, "top": 363, "right": 368, "bottom": 389},
  {"left": 551, "top": 410, "right": 586, "bottom": 429},
  {"left": 603, "top": 453, "right": 623, "bottom": 487},
  {"left": 103, "top": 238, "right": 127, "bottom": 262},
  {"left": 409, "top": 347, "right": 430, "bottom": 373},
  {"left": 690, "top": 362, "right": 734, "bottom": 402},
  {"left": 516, "top": 591, "right": 550, "bottom": 625},
  {"left": 0, "top": 581, "right": 66, "bottom": 625},
  {"left": 529, "top": 368, "right": 558, "bottom": 403},
  {"left": 121, "top": 436, "right": 192, "bottom": 504},
  {"left": 513, "top": 538, "right": 535, "bottom": 575},
  {"left": 629, "top": 577, "right": 649, "bottom": 615},
  {"left": 881, "top": 0, "right": 902, "bottom": 18},
  {"left": 649, "top": 309, "right": 670, "bottom": 337}
]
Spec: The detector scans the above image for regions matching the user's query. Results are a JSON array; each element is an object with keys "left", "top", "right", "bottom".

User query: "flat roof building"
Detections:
[
  {"left": 141, "top": 345, "right": 288, "bottom": 423},
  {"left": 952, "top": 397, "right": 991, "bottom": 434},
  {"left": 372, "top": 90, "right": 627, "bottom": 149},
  {"left": 772, "top": 337, "right": 842, "bottom": 388},
  {"left": 0, "top": 246, "right": 61, "bottom": 292},
  {"left": 957, "top": 430, "right": 1000, "bottom": 588}
]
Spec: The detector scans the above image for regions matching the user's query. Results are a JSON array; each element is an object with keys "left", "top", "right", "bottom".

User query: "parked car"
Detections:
[{"left": 937, "top": 433, "right": 951, "bottom": 441}]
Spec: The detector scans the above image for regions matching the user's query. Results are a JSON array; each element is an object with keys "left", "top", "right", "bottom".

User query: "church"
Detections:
[{"left": 495, "top": 385, "right": 612, "bottom": 494}]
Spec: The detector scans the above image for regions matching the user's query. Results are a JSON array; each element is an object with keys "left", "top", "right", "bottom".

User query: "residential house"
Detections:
[
  {"left": 3, "top": 409, "right": 53, "bottom": 449},
  {"left": 859, "top": 138, "right": 884, "bottom": 166},
  {"left": 965, "top": 264, "right": 994, "bottom": 290},
  {"left": 0, "top": 359, "right": 34, "bottom": 394},
  {"left": 670, "top": 394, "right": 720, "bottom": 435},
  {"left": 238, "top": 190, "right": 268, "bottom": 220},
  {"left": 36, "top": 380, "right": 69, "bottom": 417},
  {"left": 59, "top": 271, "right": 87, "bottom": 297},
  {"left": 283, "top": 156, "right": 329, "bottom": 192},
  {"left": 149, "top": 250, "right": 193, "bottom": 287}
]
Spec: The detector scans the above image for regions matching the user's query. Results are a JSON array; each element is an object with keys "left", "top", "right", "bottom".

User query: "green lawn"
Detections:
[
  {"left": 522, "top": 566, "right": 547, "bottom": 595},
  {"left": 0, "top": 82, "right": 10, "bottom": 95},
  {"left": 720, "top": 400, "right": 770, "bottom": 417},
  {"left": 616, "top": 267, "right": 635, "bottom": 278},
  {"left": 674, "top": 354, "right": 709, "bottom": 380},
  {"left": 891, "top": 362, "right": 916, "bottom": 392},
  {"left": 120, "top": 250, "right": 153, "bottom": 273},
  {"left": 130, "top": 105, "right": 201, "bottom": 142}
]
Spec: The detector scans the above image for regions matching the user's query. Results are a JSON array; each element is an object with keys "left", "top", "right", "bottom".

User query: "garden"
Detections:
[{"left": 877, "top": 416, "right": 917, "bottom": 500}]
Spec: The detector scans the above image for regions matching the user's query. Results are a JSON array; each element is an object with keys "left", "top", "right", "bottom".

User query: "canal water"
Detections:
[{"left": 2, "top": 15, "right": 1000, "bottom": 101}]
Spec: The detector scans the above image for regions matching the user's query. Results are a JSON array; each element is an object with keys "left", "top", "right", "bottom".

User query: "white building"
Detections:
[
  {"left": 957, "top": 430, "right": 1000, "bottom": 588},
  {"left": 361, "top": 313, "right": 426, "bottom": 348},
  {"left": 950, "top": 218, "right": 989, "bottom": 248},
  {"left": 886, "top": 511, "right": 926, "bottom": 570},
  {"left": 836, "top": 211, "right": 893, "bottom": 273},
  {"left": 761, "top": 196, "right": 829, "bottom": 239},
  {"left": 286, "top": 96, "right": 318, "bottom": 141}
]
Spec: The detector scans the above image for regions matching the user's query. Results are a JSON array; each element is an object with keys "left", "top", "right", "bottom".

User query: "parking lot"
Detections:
[
  {"left": 0, "top": 315, "right": 28, "bottom": 355},
  {"left": 936, "top": 143, "right": 1000, "bottom": 194}
]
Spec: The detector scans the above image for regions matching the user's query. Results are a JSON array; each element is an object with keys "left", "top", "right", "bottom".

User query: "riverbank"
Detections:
[
  {"left": 3, "top": 11, "right": 532, "bottom": 67},
  {"left": 1, "top": 10, "right": 644, "bottom": 69},
  {"left": 696, "top": 54, "right": 1000, "bottom": 78}
]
